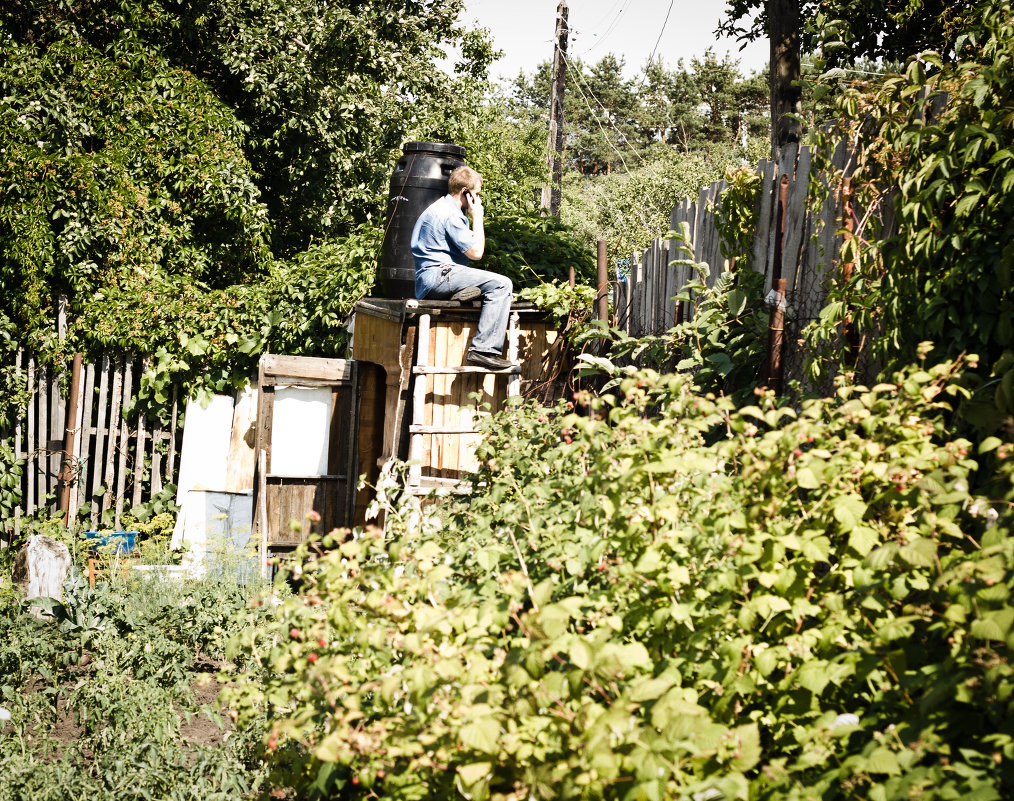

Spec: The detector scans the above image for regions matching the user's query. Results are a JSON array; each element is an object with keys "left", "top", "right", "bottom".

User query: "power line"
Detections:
[
  {"left": 557, "top": 48, "right": 642, "bottom": 174},
  {"left": 637, "top": 0, "right": 675, "bottom": 89},
  {"left": 576, "top": 0, "right": 634, "bottom": 57}
]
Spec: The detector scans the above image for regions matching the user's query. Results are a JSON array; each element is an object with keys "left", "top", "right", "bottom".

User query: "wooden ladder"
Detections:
[{"left": 407, "top": 309, "right": 521, "bottom": 495}]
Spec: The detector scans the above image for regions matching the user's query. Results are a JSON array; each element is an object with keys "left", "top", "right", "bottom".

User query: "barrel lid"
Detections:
[{"left": 403, "top": 141, "right": 467, "bottom": 159}]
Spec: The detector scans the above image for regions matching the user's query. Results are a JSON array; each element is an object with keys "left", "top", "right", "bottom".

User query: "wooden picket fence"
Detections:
[
  {"left": 5, "top": 350, "right": 184, "bottom": 534},
  {"left": 612, "top": 141, "right": 854, "bottom": 386}
]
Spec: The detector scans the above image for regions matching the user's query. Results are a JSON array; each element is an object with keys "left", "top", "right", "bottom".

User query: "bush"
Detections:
[{"left": 224, "top": 351, "right": 1014, "bottom": 801}]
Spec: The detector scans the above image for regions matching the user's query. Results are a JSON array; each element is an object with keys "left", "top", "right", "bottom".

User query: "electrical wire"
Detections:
[
  {"left": 636, "top": 0, "right": 675, "bottom": 89},
  {"left": 576, "top": 0, "right": 634, "bottom": 57},
  {"left": 560, "top": 46, "right": 653, "bottom": 173},
  {"left": 556, "top": 48, "right": 639, "bottom": 175}
]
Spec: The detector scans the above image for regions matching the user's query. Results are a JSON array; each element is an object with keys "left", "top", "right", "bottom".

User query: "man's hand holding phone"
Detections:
[{"left": 465, "top": 189, "right": 484, "bottom": 221}]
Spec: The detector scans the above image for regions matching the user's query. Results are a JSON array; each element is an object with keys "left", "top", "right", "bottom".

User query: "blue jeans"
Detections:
[{"left": 416, "top": 264, "right": 513, "bottom": 354}]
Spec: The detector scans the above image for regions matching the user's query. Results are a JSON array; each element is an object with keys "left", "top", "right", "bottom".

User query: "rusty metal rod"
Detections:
[
  {"left": 766, "top": 278, "right": 787, "bottom": 395},
  {"left": 841, "top": 177, "right": 860, "bottom": 362}
]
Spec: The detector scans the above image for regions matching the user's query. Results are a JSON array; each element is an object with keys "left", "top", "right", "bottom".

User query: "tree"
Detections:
[
  {"left": 720, "top": 0, "right": 980, "bottom": 66},
  {"left": 0, "top": 0, "right": 496, "bottom": 350},
  {"left": 514, "top": 55, "right": 647, "bottom": 176}
]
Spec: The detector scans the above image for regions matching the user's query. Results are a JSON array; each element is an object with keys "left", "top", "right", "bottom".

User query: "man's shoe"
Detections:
[
  {"left": 451, "top": 286, "right": 481, "bottom": 302},
  {"left": 466, "top": 350, "right": 515, "bottom": 370}
]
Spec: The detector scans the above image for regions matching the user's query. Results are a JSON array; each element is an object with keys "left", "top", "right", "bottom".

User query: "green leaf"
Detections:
[
  {"left": 729, "top": 723, "right": 761, "bottom": 771},
  {"left": 458, "top": 762, "right": 492, "bottom": 787},
  {"left": 460, "top": 718, "right": 501, "bottom": 755},
  {"left": 971, "top": 608, "right": 1014, "bottom": 641},
  {"left": 796, "top": 467, "right": 821, "bottom": 489},
  {"left": 849, "top": 525, "right": 880, "bottom": 556},
  {"left": 866, "top": 747, "right": 901, "bottom": 775},
  {"left": 755, "top": 648, "right": 778, "bottom": 677},
  {"left": 628, "top": 675, "right": 676, "bottom": 702},
  {"left": 833, "top": 494, "right": 867, "bottom": 533},
  {"left": 899, "top": 537, "right": 937, "bottom": 568},
  {"left": 727, "top": 288, "right": 748, "bottom": 316},
  {"left": 978, "top": 436, "right": 1003, "bottom": 453},
  {"left": 794, "top": 661, "right": 831, "bottom": 695}
]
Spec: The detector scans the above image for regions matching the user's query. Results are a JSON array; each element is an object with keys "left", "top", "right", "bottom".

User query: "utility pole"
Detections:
[
  {"left": 540, "top": 0, "right": 568, "bottom": 217},
  {"left": 768, "top": 0, "right": 802, "bottom": 164}
]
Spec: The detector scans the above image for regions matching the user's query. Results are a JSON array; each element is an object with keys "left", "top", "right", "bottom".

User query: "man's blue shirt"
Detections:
[{"left": 411, "top": 194, "right": 475, "bottom": 298}]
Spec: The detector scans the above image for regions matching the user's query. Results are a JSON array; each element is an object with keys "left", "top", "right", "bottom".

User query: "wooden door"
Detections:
[{"left": 253, "top": 355, "right": 361, "bottom": 547}]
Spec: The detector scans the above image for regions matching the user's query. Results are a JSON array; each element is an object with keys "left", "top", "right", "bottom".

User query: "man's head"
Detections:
[{"left": 448, "top": 166, "right": 482, "bottom": 197}]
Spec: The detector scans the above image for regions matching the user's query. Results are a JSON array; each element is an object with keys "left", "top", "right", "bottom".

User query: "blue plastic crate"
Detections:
[{"left": 85, "top": 531, "right": 138, "bottom": 555}]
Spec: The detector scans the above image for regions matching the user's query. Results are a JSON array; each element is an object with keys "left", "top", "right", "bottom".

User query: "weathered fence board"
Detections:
[
  {"left": 612, "top": 142, "right": 860, "bottom": 389},
  {"left": 5, "top": 351, "right": 187, "bottom": 530}
]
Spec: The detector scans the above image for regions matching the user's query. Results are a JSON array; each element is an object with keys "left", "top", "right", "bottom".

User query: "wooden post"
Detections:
[
  {"left": 258, "top": 449, "right": 269, "bottom": 579},
  {"left": 113, "top": 356, "right": 133, "bottom": 528},
  {"left": 101, "top": 356, "right": 124, "bottom": 523},
  {"left": 596, "top": 239, "right": 609, "bottom": 323},
  {"left": 408, "top": 313, "right": 431, "bottom": 487},
  {"left": 39, "top": 363, "right": 49, "bottom": 506},
  {"left": 540, "top": 0, "right": 568, "bottom": 217},
  {"left": 766, "top": 277, "right": 787, "bottom": 394},
  {"left": 58, "top": 353, "right": 83, "bottom": 524},
  {"left": 13, "top": 350, "right": 24, "bottom": 539},
  {"left": 76, "top": 360, "right": 96, "bottom": 517}
]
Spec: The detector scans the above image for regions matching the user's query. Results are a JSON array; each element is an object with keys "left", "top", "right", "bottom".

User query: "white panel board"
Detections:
[
  {"left": 175, "top": 395, "right": 235, "bottom": 503},
  {"left": 270, "top": 386, "right": 331, "bottom": 476}
]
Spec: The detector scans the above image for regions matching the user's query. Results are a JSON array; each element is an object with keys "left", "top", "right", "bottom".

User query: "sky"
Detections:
[{"left": 458, "top": 0, "right": 770, "bottom": 85}]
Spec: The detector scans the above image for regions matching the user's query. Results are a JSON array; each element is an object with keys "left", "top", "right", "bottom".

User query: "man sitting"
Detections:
[{"left": 410, "top": 166, "right": 515, "bottom": 370}]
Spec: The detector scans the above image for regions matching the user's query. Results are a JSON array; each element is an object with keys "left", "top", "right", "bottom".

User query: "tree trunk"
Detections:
[
  {"left": 768, "top": 0, "right": 802, "bottom": 162},
  {"left": 12, "top": 535, "right": 71, "bottom": 609}
]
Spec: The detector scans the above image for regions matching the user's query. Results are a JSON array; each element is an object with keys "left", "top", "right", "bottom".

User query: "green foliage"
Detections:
[
  {"left": 0, "top": 568, "right": 272, "bottom": 800},
  {"left": 82, "top": 225, "right": 381, "bottom": 404},
  {"left": 603, "top": 225, "right": 768, "bottom": 400},
  {"left": 483, "top": 214, "right": 596, "bottom": 290},
  {"left": 418, "top": 85, "right": 548, "bottom": 219},
  {"left": 562, "top": 140, "right": 768, "bottom": 256},
  {"left": 515, "top": 51, "right": 767, "bottom": 179},
  {"left": 0, "top": 29, "right": 272, "bottom": 347},
  {"left": 519, "top": 280, "right": 598, "bottom": 345},
  {"left": 225, "top": 353, "right": 1014, "bottom": 801},
  {"left": 714, "top": 165, "right": 764, "bottom": 267},
  {"left": 0, "top": 0, "right": 498, "bottom": 387},
  {"left": 804, "top": 0, "right": 1014, "bottom": 429},
  {"left": 0, "top": 442, "right": 25, "bottom": 546},
  {"left": 721, "top": 0, "right": 978, "bottom": 67}
]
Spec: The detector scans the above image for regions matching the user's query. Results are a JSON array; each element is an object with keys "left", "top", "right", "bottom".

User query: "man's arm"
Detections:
[{"left": 463, "top": 192, "right": 485, "bottom": 260}]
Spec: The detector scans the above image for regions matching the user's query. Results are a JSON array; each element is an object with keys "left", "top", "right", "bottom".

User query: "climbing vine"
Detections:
[{"left": 804, "top": 0, "right": 1014, "bottom": 430}]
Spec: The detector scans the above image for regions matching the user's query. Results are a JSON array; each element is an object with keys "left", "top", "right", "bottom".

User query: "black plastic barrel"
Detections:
[{"left": 378, "top": 141, "right": 467, "bottom": 298}]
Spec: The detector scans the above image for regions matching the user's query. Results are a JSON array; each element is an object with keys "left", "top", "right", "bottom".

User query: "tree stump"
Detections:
[{"left": 12, "top": 535, "right": 71, "bottom": 606}]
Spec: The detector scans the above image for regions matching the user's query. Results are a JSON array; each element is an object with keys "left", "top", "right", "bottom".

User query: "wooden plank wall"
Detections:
[
  {"left": 4, "top": 350, "right": 185, "bottom": 533},
  {"left": 612, "top": 143, "right": 853, "bottom": 386}
]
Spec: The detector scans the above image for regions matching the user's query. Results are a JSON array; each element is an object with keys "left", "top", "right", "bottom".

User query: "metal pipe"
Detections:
[
  {"left": 766, "top": 278, "right": 787, "bottom": 394},
  {"left": 841, "top": 178, "right": 859, "bottom": 361}
]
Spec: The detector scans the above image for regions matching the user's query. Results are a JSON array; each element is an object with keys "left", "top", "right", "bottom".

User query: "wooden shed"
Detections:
[
  {"left": 351, "top": 298, "right": 566, "bottom": 495},
  {"left": 251, "top": 355, "right": 385, "bottom": 556}
]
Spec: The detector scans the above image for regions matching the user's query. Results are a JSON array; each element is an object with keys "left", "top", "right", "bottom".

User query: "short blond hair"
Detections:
[{"left": 448, "top": 166, "right": 482, "bottom": 195}]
